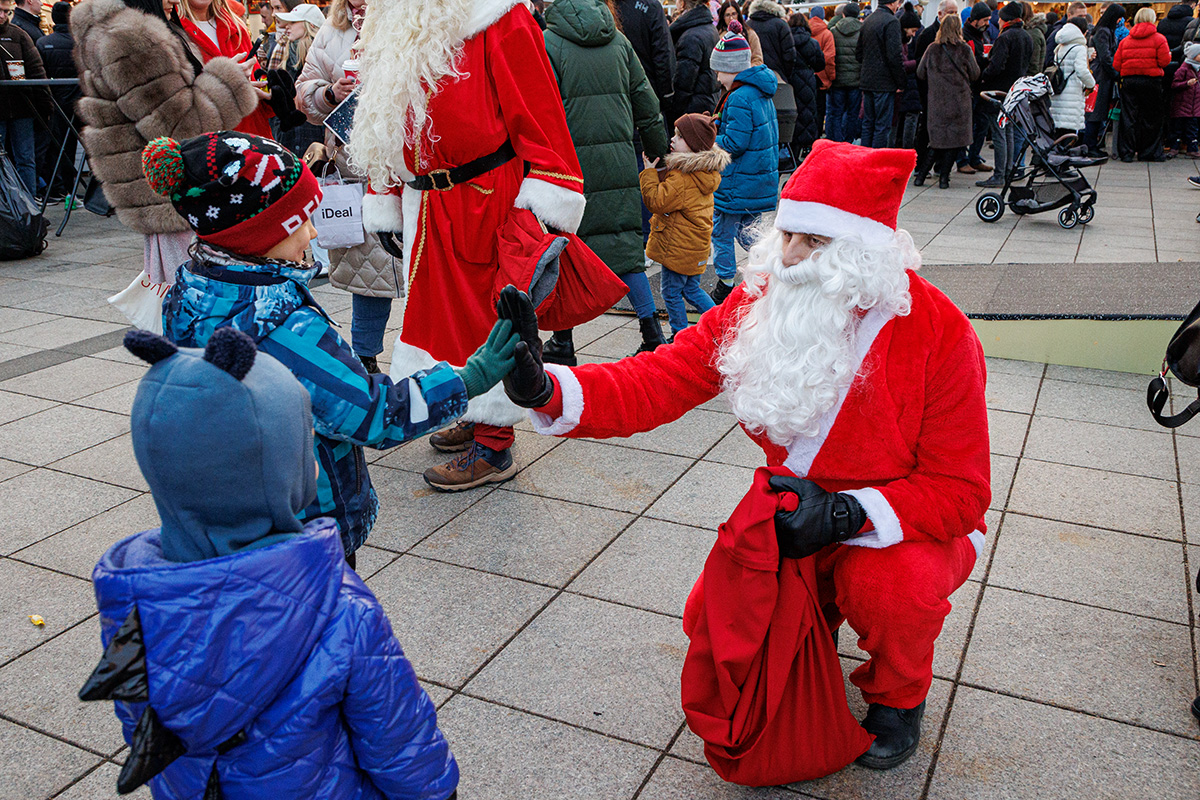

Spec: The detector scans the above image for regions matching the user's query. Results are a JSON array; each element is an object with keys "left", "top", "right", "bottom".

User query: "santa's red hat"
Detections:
[{"left": 775, "top": 140, "right": 915, "bottom": 247}]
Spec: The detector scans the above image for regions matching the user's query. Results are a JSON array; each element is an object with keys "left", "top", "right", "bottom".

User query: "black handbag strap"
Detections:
[{"left": 1147, "top": 375, "right": 1200, "bottom": 428}]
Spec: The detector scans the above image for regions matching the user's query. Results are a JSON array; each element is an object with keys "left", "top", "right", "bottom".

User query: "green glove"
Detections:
[{"left": 455, "top": 318, "right": 519, "bottom": 399}]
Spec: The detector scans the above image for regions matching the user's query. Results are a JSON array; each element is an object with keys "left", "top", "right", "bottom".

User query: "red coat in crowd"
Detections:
[
  {"left": 1113, "top": 21, "right": 1171, "bottom": 77},
  {"left": 181, "top": 12, "right": 274, "bottom": 138}
]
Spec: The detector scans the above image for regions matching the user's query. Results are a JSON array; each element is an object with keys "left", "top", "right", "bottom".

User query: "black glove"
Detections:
[
  {"left": 378, "top": 231, "right": 404, "bottom": 259},
  {"left": 768, "top": 475, "right": 867, "bottom": 560},
  {"left": 496, "top": 285, "right": 552, "bottom": 408}
]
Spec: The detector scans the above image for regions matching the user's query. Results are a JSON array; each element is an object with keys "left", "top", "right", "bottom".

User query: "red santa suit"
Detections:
[
  {"left": 527, "top": 269, "right": 990, "bottom": 708},
  {"left": 360, "top": 0, "right": 586, "bottom": 428}
]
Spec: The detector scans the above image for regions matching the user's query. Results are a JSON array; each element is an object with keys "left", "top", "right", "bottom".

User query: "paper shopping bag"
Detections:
[
  {"left": 314, "top": 176, "right": 365, "bottom": 249},
  {"left": 108, "top": 271, "right": 170, "bottom": 334}
]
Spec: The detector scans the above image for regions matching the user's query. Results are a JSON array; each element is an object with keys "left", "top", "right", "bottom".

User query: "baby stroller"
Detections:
[{"left": 975, "top": 75, "right": 1107, "bottom": 230}]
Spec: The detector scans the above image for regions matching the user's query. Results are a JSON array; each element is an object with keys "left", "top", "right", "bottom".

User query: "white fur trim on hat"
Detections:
[
  {"left": 515, "top": 177, "right": 586, "bottom": 234},
  {"left": 529, "top": 363, "right": 584, "bottom": 436},
  {"left": 362, "top": 192, "right": 404, "bottom": 233},
  {"left": 775, "top": 199, "right": 896, "bottom": 247}
]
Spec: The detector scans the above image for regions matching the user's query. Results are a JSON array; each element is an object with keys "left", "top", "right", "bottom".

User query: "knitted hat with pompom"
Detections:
[
  {"left": 142, "top": 132, "right": 322, "bottom": 256},
  {"left": 711, "top": 25, "right": 753, "bottom": 74}
]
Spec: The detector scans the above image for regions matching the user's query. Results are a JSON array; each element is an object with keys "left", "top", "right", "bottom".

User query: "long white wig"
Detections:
[
  {"left": 716, "top": 228, "right": 920, "bottom": 446},
  {"left": 348, "top": 0, "right": 476, "bottom": 187}
]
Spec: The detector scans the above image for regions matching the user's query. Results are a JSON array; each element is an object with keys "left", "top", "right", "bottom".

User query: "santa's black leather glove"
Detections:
[
  {"left": 378, "top": 232, "right": 404, "bottom": 259},
  {"left": 768, "top": 475, "right": 868, "bottom": 560},
  {"left": 496, "top": 285, "right": 552, "bottom": 407}
]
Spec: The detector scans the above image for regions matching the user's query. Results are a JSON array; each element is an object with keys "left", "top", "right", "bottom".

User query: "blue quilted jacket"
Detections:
[
  {"left": 91, "top": 520, "right": 459, "bottom": 800},
  {"left": 713, "top": 65, "right": 780, "bottom": 216}
]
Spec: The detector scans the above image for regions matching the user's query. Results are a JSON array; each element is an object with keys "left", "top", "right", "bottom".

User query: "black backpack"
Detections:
[{"left": 1044, "top": 43, "right": 1080, "bottom": 95}]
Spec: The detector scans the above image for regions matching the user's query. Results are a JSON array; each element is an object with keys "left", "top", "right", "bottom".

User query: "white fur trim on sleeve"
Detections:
[
  {"left": 840, "top": 487, "right": 904, "bottom": 549},
  {"left": 775, "top": 199, "right": 895, "bottom": 247},
  {"left": 529, "top": 363, "right": 584, "bottom": 436},
  {"left": 515, "top": 177, "right": 586, "bottom": 234},
  {"left": 968, "top": 530, "right": 985, "bottom": 559},
  {"left": 362, "top": 192, "right": 404, "bottom": 234}
]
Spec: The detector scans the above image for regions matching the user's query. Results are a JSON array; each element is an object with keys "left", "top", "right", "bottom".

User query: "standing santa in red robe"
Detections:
[
  {"left": 499, "top": 141, "right": 991, "bottom": 772},
  {"left": 349, "top": 0, "right": 588, "bottom": 491}
]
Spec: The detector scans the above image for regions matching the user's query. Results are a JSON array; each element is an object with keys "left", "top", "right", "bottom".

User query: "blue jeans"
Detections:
[
  {"left": 712, "top": 210, "right": 760, "bottom": 283},
  {"left": 2, "top": 117, "right": 38, "bottom": 196},
  {"left": 350, "top": 294, "right": 393, "bottom": 358},
  {"left": 860, "top": 91, "right": 895, "bottom": 148},
  {"left": 620, "top": 271, "right": 656, "bottom": 319},
  {"left": 988, "top": 114, "right": 1015, "bottom": 182},
  {"left": 1169, "top": 117, "right": 1200, "bottom": 152},
  {"left": 660, "top": 268, "right": 715, "bottom": 335},
  {"left": 826, "top": 88, "right": 861, "bottom": 143}
]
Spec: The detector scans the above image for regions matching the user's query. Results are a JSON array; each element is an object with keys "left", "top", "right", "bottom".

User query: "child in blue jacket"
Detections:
[
  {"left": 140, "top": 132, "right": 518, "bottom": 564},
  {"left": 79, "top": 326, "right": 459, "bottom": 800},
  {"left": 707, "top": 25, "right": 779, "bottom": 304}
]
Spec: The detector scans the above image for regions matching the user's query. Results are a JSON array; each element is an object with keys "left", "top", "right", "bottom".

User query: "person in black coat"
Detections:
[
  {"left": 975, "top": 1, "right": 1032, "bottom": 187},
  {"left": 896, "top": 4, "right": 922, "bottom": 148},
  {"left": 1086, "top": 4, "right": 1125, "bottom": 155},
  {"left": 958, "top": 3, "right": 993, "bottom": 172},
  {"left": 615, "top": 0, "right": 676, "bottom": 109},
  {"left": 747, "top": 0, "right": 795, "bottom": 79},
  {"left": 11, "top": 0, "right": 41, "bottom": 43},
  {"left": 668, "top": 0, "right": 719, "bottom": 128},
  {"left": 855, "top": 0, "right": 905, "bottom": 147},
  {"left": 1160, "top": 0, "right": 1197, "bottom": 57},
  {"left": 788, "top": 12, "right": 825, "bottom": 152},
  {"left": 34, "top": 1, "right": 77, "bottom": 199}
]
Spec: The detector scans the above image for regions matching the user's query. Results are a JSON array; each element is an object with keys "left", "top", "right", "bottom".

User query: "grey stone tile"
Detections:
[
  {"left": 0, "top": 317, "right": 123, "bottom": 349},
  {"left": 353, "top": 544, "right": 397, "bottom": 580},
  {"left": 703, "top": 425, "right": 762, "bottom": 468},
  {"left": 928, "top": 687, "right": 1200, "bottom": 800},
  {"left": 571, "top": 517, "right": 712, "bottom": 617},
  {"left": 52, "top": 761, "right": 152, "bottom": 799},
  {"left": 646, "top": 461, "right": 755, "bottom": 532},
  {"left": 32, "top": 265, "right": 140, "bottom": 293},
  {"left": 418, "top": 680, "right": 453, "bottom": 708},
  {"left": 577, "top": 325, "right": 644, "bottom": 358},
  {"left": 962, "top": 587, "right": 1196, "bottom": 736},
  {"left": 0, "top": 404, "right": 129, "bottom": 466},
  {"left": 1035, "top": 378, "right": 1161, "bottom": 431},
  {"left": 510, "top": 439, "right": 693, "bottom": 514},
  {"left": 699, "top": 392, "right": 734, "bottom": 414},
  {"left": 0, "top": 389, "right": 56, "bottom": 426},
  {"left": 0, "top": 718, "right": 104, "bottom": 799},
  {"left": 990, "top": 514, "right": 1189, "bottom": 623},
  {"left": 0, "top": 457, "right": 32, "bottom": 482},
  {"left": 89, "top": 345, "right": 145, "bottom": 366},
  {"left": 987, "top": 409, "right": 1027, "bottom": 457},
  {"left": 49, "top": 433, "right": 147, "bottom": 492},
  {"left": 601, "top": 408, "right": 735, "bottom": 459},
  {"left": 642, "top": 757, "right": 797, "bottom": 800},
  {"left": 0, "top": 341, "right": 38, "bottom": 362},
  {"left": 984, "top": 372, "right": 1040, "bottom": 414},
  {"left": 437, "top": 695, "right": 658, "bottom": 800},
  {"left": 415, "top": 491, "right": 632, "bottom": 587},
  {"left": 568, "top": 313, "right": 630, "bottom": 348},
  {"left": 0, "top": 357, "right": 143, "bottom": 403},
  {"left": 0, "top": 470, "right": 137, "bottom": 555},
  {"left": 365, "top": 465, "right": 494, "bottom": 552},
  {"left": 1008, "top": 460, "right": 1181, "bottom": 539},
  {"left": 366, "top": 555, "right": 553, "bottom": 686},
  {"left": 13, "top": 494, "right": 158, "bottom": 580},
  {"left": 468, "top": 593, "right": 687, "bottom": 748},
  {"left": 0, "top": 620, "right": 126, "bottom": 754},
  {"left": 990, "top": 454, "right": 1017, "bottom": 508},
  {"left": 0, "top": 559, "right": 96, "bottom": 666},
  {"left": 1023, "top": 415, "right": 1176, "bottom": 481},
  {"left": 11, "top": 285, "right": 127, "bottom": 323},
  {"left": 0, "top": 307, "right": 55, "bottom": 334},
  {"left": 1173, "top": 435, "right": 1200, "bottom": 484},
  {"left": 71, "top": 379, "right": 140, "bottom": 416}
]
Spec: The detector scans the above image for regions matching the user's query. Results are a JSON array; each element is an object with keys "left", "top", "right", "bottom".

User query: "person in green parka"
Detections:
[{"left": 541, "top": 0, "right": 672, "bottom": 363}]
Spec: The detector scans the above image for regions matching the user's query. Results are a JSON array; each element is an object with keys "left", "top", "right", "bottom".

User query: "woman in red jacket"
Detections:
[
  {"left": 1113, "top": 7, "right": 1171, "bottom": 161},
  {"left": 179, "top": 0, "right": 275, "bottom": 138}
]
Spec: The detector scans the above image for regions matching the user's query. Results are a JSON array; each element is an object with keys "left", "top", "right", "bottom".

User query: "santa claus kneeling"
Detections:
[{"left": 498, "top": 140, "right": 990, "bottom": 771}]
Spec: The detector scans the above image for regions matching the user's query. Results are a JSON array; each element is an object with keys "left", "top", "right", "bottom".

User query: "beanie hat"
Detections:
[
  {"left": 675, "top": 113, "right": 717, "bottom": 153},
  {"left": 711, "top": 29, "right": 753, "bottom": 74},
  {"left": 899, "top": 8, "right": 922, "bottom": 27},
  {"left": 125, "top": 327, "right": 317, "bottom": 563},
  {"left": 142, "top": 132, "right": 322, "bottom": 257},
  {"left": 999, "top": 1, "right": 1022, "bottom": 22},
  {"left": 775, "top": 140, "right": 915, "bottom": 246},
  {"left": 811, "top": 5, "right": 825, "bottom": 18},
  {"left": 51, "top": 1, "right": 70, "bottom": 25},
  {"left": 1186, "top": 41, "right": 1200, "bottom": 61},
  {"left": 842, "top": 3, "right": 860, "bottom": 18},
  {"left": 969, "top": 1, "right": 991, "bottom": 20}
]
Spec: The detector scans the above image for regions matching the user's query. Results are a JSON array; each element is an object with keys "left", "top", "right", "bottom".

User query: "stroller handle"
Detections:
[{"left": 979, "top": 90, "right": 1007, "bottom": 104}]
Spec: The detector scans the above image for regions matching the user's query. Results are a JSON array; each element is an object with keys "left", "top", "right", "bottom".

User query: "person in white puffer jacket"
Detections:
[{"left": 1048, "top": 21, "right": 1095, "bottom": 136}]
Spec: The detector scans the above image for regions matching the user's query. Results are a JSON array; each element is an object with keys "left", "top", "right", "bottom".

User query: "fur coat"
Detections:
[
  {"left": 640, "top": 146, "right": 730, "bottom": 276},
  {"left": 72, "top": 0, "right": 258, "bottom": 236}
]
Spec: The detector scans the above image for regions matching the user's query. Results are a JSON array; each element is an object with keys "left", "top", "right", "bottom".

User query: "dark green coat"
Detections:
[{"left": 544, "top": 0, "right": 669, "bottom": 275}]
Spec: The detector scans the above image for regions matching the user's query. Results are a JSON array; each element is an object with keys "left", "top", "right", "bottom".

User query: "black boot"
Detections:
[
  {"left": 542, "top": 329, "right": 577, "bottom": 367},
  {"left": 358, "top": 355, "right": 380, "bottom": 374},
  {"left": 635, "top": 316, "right": 667, "bottom": 354},
  {"left": 709, "top": 279, "right": 735, "bottom": 305},
  {"left": 937, "top": 151, "right": 953, "bottom": 189},
  {"left": 856, "top": 700, "right": 926, "bottom": 770}
]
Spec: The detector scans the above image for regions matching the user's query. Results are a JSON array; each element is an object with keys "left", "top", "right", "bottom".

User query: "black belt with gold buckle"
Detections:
[{"left": 406, "top": 140, "right": 520, "bottom": 192}]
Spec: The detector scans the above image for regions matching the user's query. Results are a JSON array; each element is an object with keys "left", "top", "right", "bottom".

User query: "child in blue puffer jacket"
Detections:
[
  {"left": 707, "top": 24, "right": 779, "bottom": 305},
  {"left": 79, "top": 326, "right": 459, "bottom": 800}
]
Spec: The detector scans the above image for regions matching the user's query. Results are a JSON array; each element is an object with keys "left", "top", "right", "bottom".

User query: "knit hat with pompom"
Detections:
[
  {"left": 142, "top": 132, "right": 322, "bottom": 256},
  {"left": 711, "top": 25, "right": 753, "bottom": 74}
]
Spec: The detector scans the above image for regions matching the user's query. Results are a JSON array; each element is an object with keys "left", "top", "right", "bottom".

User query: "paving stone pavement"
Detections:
[{"left": 1, "top": 188, "right": 1199, "bottom": 800}]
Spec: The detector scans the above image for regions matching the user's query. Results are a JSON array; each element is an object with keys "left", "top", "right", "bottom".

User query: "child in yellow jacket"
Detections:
[{"left": 640, "top": 114, "right": 732, "bottom": 338}]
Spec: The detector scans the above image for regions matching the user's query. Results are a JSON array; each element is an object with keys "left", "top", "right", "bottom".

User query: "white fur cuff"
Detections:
[
  {"left": 515, "top": 177, "right": 586, "bottom": 234},
  {"left": 362, "top": 192, "right": 404, "bottom": 234},
  {"left": 841, "top": 487, "right": 904, "bottom": 549},
  {"left": 529, "top": 363, "right": 584, "bottom": 436}
]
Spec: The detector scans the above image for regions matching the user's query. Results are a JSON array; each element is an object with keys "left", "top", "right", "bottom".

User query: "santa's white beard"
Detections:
[{"left": 717, "top": 231, "right": 919, "bottom": 447}]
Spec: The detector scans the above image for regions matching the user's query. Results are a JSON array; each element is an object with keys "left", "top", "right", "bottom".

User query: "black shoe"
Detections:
[
  {"left": 913, "top": 173, "right": 927, "bottom": 187},
  {"left": 1192, "top": 696, "right": 1200, "bottom": 721},
  {"left": 359, "top": 355, "right": 380, "bottom": 374},
  {"left": 635, "top": 316, "right": 667, "bottom": 354},
  {"left": 542, "top": 330, "right": 577, "bottom": 367},
  {"left": 709, "top": 280, "right": 735, "bottom": 305},
  {"left": 855, "top": 700, "right": 926, "bottom": 770},
  {"left": 938, "top": 175, "right": 950, "bottom": 189},
  {"left": 830, "top": 625, "right": 840, "bottom": 649},
  {"left": 1120, "top": 155, "right": 1136, "bottom": 163}
]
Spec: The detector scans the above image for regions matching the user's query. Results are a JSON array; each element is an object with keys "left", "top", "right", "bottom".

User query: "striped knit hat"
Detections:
[{"left": 711, "top": 27, "right": 753, "bottom": 74}]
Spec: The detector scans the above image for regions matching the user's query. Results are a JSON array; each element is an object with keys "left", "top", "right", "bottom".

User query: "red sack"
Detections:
[
  {"left": 681, "top": 465, "right": 874, "bottom": 786},
  {"left": 495, "top": 208, "right": 628, "bottom": 332}
]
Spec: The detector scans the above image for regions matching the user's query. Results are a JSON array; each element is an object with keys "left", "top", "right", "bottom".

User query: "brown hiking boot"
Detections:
[
  {"left": 423, "top": 442, "right": 517, "bottom": 492},
  {"left": 430, "top": 421, "right": 475, "bottom": 453}
]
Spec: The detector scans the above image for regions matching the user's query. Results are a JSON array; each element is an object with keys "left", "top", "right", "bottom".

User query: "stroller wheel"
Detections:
[
  {"left": 976, "top": 193, "right": 1005, "bottom": 223},
  {"left": 1078, "top": 205, "right": 1095, "bottom": 225},
  {"left": 1058, "top": 207, "right": 1079, "bottom": 230}
]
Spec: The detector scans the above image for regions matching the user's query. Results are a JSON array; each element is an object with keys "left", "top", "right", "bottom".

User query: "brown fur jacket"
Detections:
[
  {"left": 639, "top": 147, "right": 731, "bottom": 276},
  {"left": 72, "top": 0, "right": 258, "bottom": 235}
]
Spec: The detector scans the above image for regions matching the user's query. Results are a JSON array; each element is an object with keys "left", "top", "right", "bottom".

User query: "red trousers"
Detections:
[
  {"left": 473, "top": 423, "right": 515, "bottom": 451},
  {"left": 815, "top": 535, "right": 978, "bottom": 709}
]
